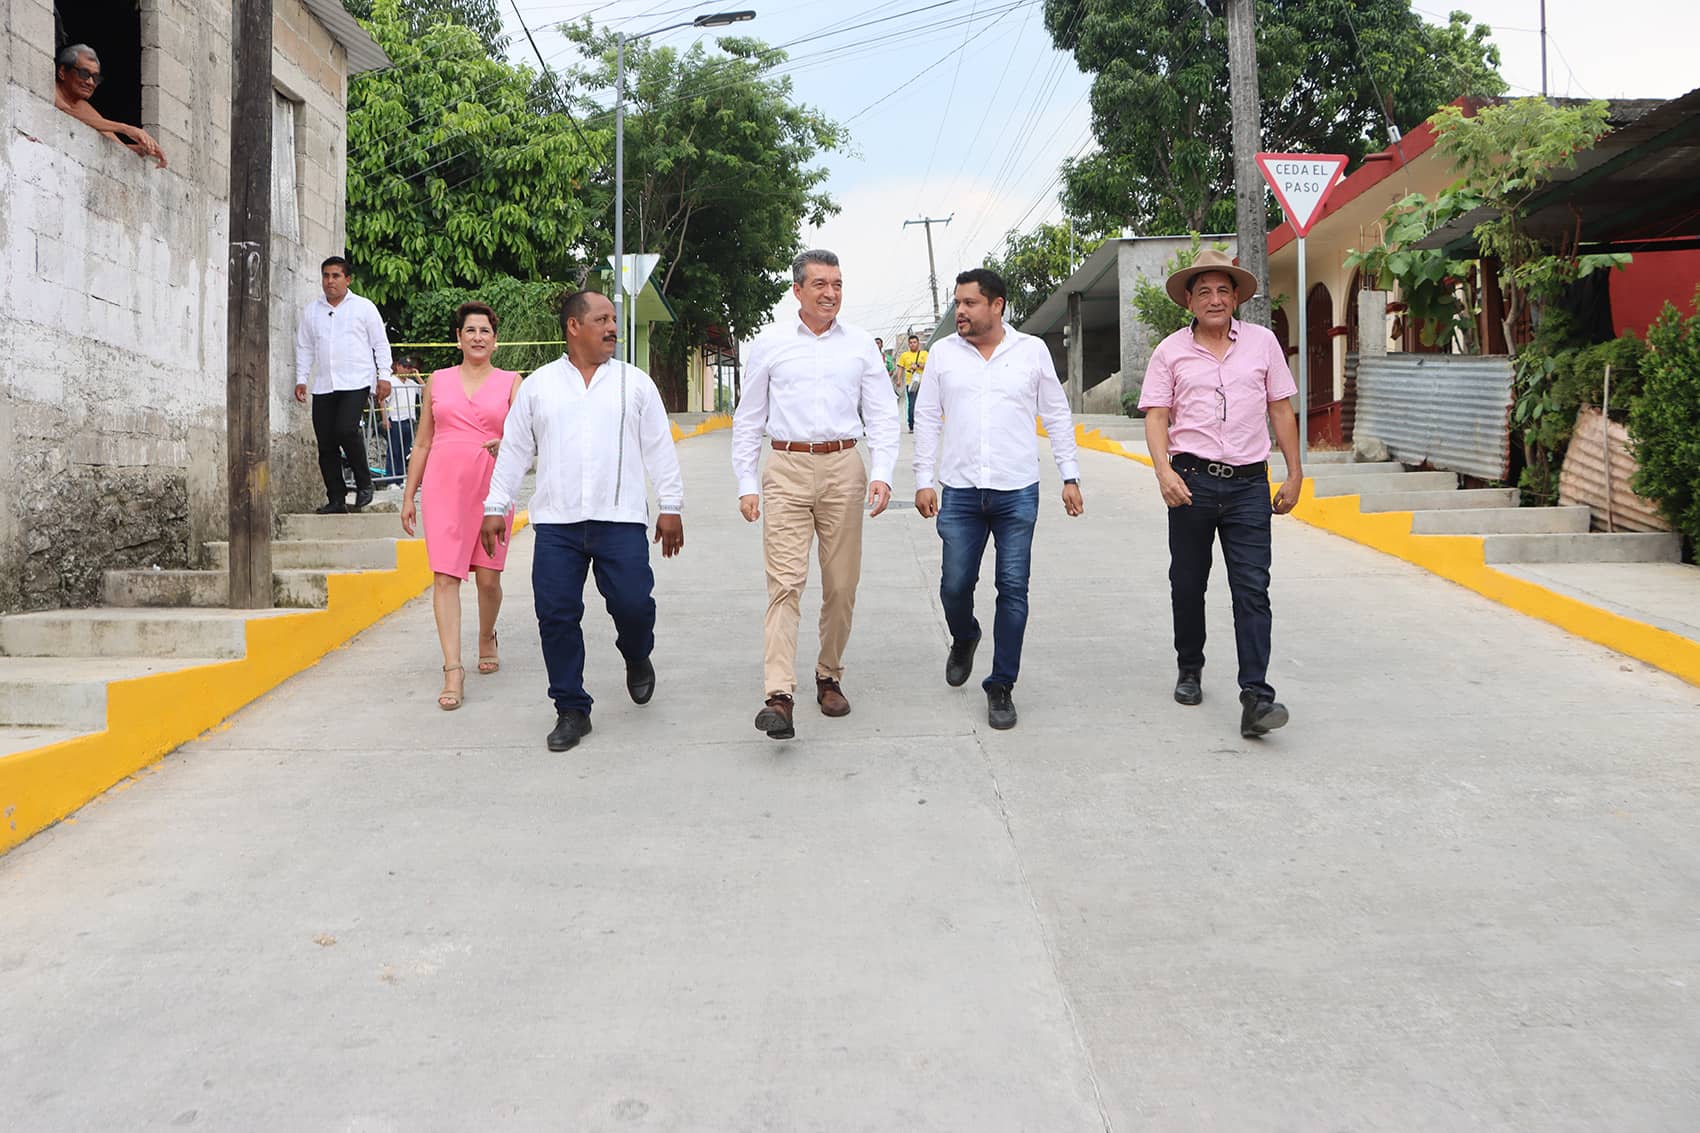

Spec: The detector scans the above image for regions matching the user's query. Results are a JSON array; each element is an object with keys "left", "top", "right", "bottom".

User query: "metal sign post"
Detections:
[{"left": 1255, "top": 152, "right": 1348, "bottom": 464}]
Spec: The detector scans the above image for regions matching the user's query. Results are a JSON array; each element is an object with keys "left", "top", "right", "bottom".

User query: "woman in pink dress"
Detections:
[{"left": 399, "top": 301, "right": 520, "bottom": 709}]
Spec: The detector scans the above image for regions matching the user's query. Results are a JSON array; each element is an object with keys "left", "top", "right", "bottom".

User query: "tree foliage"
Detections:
[
  {"left": 1344, "top": 187, "right": 1483, "bottom": 349},
  {"left": 344, "top": 0, "right": 601, "bottom": 311},
  {"left": 559, "top": 27, "right": 845, "bottom": 402},
  {"left": 342, "top": 0, "right": 507, "bottom": 56},
  {"left": 1630, "top": 294, "right": 1700, "bottom": 545},
  {"left": 1042, "top": 0, "right": 1504, "bottom": 234},
  {"left": 982, "top": 222, "right": 1107, "bottom": 325},
  {"left": 395, "top": 277, "right": 569, "bottom": 376}
]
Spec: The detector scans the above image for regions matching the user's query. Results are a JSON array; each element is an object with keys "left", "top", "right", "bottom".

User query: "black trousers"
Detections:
[
  {"left": 311, "top": 389, "right": 372, "bottom": 503},
  {"left": 1166, "top": 464, "right": 1275, "bottom": 700}
]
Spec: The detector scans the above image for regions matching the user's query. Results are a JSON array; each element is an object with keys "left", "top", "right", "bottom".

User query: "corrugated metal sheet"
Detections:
[
  {"left": 1342, "top": 354, "right": 1359, "bottom": 444},
  {"left": 1353, "top": 354, "right": 1514, "bottom": 480},
  {"left": 1558, "top": 407, "right": 1671, "bottom": 532}
]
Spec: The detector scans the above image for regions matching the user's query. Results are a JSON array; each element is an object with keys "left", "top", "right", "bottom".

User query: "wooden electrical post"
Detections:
[
  {"left": 1226, "top": 0, "right": 1271, "bottom": 329},
  {"left": 226, "top": 0, "right": 274, "bottom": 608}
]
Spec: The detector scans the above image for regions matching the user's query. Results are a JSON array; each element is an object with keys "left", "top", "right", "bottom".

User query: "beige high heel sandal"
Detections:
[
  {"left": 477, "top": 630, "right": 500, "bottom": 675},
  {"left": 438, "top": 664, "right": 465, "bottom": 710}
]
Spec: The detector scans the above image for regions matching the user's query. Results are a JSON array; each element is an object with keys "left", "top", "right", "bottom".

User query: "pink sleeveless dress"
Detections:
[{"left": 422, "top": 367, "right": 519, "bottom": 578}]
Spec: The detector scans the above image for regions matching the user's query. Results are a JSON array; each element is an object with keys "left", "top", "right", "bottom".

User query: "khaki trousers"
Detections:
[{"left": 761, "top": 448, "right": 867, "bottom": 696}]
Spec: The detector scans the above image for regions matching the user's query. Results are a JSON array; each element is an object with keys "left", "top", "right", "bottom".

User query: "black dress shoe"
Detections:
[
  {"left": 315, "top": 501, "right": 348, "bottom": 515},
  {"left": 1239, "top": 692, "right": 1289, "bottom": 738},
  {"left": 626, "top": 656, "right": 656, "bottom": 705},
  {"left": 985, "top": 684, "right": 1017, "bottom": 730},
  {"left": 352, "top": 486, "right": 374, "bottom": 511},
  {"left": 1174, "top": 668, "right": 1203, "bottom": 706},
  {"left": 547, "top": 710, "right": 592, "bottom": 751},
  {"left": 945, "top": 635, "right": 979, "bottom": 687},
  {"left": 754, "top": 694, "right": 795, "bottom": 740}
]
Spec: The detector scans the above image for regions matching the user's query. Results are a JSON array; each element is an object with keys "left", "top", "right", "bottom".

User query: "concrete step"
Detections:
[
  {"left": 103, "top": 569, "right": 331, "bottom": 609},
  {"left": 204, "top": 539, "right": 401, "bottom": 571},
  {"left": 1357, "top": 488, "right": 1520, "bottom": 513},
  {"left": 1411, "top": 506, "right": 1592, "bottom": 535},
  {"left": 1482, "top": 532, "right": 1684, "bottom": 565},
  {"left": 1312, "top": 470, "right": 1458, "bottom": 498},
  {"left": 0, "top": 657, "right": 222, "bottom": 728},
  {"left": 1306, "top": 450, "right": 1353, "bottom": 464},
  {"left": 0, "top": 607, "right": 296, "bottom": 659},
  {"left": 280, "top": 512, "right": 421, "bottom": 541},
  {"left": 1272, "top": 460, "right": 1405, "bottom": 480},
  {"left": 0, "top": 725, "right": 94, "bottom": 757}
]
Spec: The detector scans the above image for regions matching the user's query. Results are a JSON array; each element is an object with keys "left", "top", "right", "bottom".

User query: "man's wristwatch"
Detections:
[{"left": 1063, "top": 478, "right": 1080, "bottom": 486}]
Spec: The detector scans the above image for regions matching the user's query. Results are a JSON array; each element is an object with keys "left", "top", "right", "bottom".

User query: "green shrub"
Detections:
[
  {"left": 395, "top": 276, "right": 569, "bottom": 376},
  {"left": 1120, "top": 391, "right": 1144, "bottom": 419},
  {"left": 1629, "top": 295, "right": 1700, "bottom": 545}
]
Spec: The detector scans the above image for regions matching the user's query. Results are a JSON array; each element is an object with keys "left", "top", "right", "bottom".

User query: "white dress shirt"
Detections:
[
  {"left": 913, "top": 325, "right": 1081, "bottom": 491},
  {"left": 388, "top": 377, "right": 422, "bottom": 422},
  {"left": 294, "top": 291, "right": 393, "bottom": 395},
  {"left": 731, "top": 316, "right": 901, "bottom": 497},
  {"left": 483, "top": 356, "right": 683, "bottom": 526}
]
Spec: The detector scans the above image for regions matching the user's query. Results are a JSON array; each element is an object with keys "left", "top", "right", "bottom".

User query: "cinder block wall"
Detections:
[{"left": 0, "top": 0, "right": 355, "bottom": 613}]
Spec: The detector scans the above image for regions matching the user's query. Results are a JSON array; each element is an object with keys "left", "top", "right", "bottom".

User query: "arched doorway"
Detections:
[{"left": 1305, "top": 283, "right": 1339, "bottom": 444}]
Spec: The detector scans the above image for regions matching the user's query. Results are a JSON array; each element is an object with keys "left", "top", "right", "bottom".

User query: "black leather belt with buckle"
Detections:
[{"left": 1171, "top": 453, "right": 1267, "bottom": 480}]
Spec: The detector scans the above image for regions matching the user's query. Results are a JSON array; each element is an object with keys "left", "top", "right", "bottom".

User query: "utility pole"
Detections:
[
  {"left": 226, "top": 0, "right": 273, "bottom": 608},
  {"left": 903, "top": 214, "right": 953, "bottom": 322},
  {"left": 1539, "top": 0, "right": 1548, "bottom": 96},
  {"left": 1225, "top": 0, "right": 1271, "bottom": 328}
]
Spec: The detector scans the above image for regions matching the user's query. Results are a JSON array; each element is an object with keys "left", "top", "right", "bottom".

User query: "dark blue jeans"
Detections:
[
  {"left": 1166, "top": 468, "right": 1275, "bottom": 700},
  {"left": 937, "top": 484, "right": 1039, "bottom": 690},
  {"left": 383, "top": 418, "right": 414, "bottom": 481},
  {"left": 532, "top": 521, "right": 656, "bottom": 716}
]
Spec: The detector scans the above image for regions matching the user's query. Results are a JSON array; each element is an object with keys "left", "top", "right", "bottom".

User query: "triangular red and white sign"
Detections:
[{"left": 1255, "top": 153, "right": 1349, "bottom": 237}]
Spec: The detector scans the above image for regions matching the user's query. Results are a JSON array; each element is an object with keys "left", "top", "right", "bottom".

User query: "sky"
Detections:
[{"left": 499, "top": 0, "right": 1700, "bottom": 344}]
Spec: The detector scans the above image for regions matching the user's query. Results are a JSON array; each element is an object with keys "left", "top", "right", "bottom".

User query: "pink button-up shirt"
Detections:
[{"left": 1139, "top": 319, "right": 1297, "bottom": 464}]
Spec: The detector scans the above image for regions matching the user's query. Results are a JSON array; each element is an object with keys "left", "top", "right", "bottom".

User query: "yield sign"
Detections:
[
  {"left": 608, "top": 253, "right": 660, "bottom": 296},
  {"left": 1255, "top": 152, "right": 1349, "bottom": 237}
]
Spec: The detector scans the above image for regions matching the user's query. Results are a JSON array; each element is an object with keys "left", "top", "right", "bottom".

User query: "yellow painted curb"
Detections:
[
  {"left": 1069, "top": 422, "right": 1700, "bottom": 689},
  {"left": 670, "top": 412, "right": 733, "bottom": 443},
  {"left": 0, "top": 423, "right": 729, "bottom": 855}
]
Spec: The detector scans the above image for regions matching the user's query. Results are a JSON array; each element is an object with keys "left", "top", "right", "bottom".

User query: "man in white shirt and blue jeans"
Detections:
[
  {"left": 481, "top": 290, "right": 685, "bottom": 753},
  {"left": 733, "top": 249, "right": 901, "bottom": 740},
  {"left": 913, "top": 268, "right": 1084, "bottom": 730},
  {"left": 293, "top": 256, "right": 393, "bottom": 514}
]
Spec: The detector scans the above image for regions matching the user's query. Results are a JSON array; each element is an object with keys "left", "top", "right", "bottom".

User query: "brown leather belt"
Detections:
[{"left": 772, "top": 439, "right": 857, "bottom": 454}]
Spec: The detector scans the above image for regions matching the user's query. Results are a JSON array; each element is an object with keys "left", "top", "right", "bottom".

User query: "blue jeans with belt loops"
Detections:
[{"left": 936, "top": 483, "right": 1040, "bottom": 690}]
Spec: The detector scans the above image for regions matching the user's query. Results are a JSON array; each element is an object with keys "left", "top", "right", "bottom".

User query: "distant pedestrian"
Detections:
[
  {"left": 382, "top": 357, "right": 422, "bottom": 481},
  {"left": 481, "top": 290, "right": 684, "bottom": 753},
  {"left": 913, "top": 268, "right": 1083, "bottom": 730},
  {"left": 400, "top": 304, "right": 520, "bottom": 711},
  {"left": 896, "top": 333, "right": 928, "bottom": 432},
  {"left": 294, "top": 256, "right": 392, "bottom": 514},
  {"left": 1139, "top": 249, "right": 1303, "bottom": 738},
  {"left": 732, "top": 249, "right": 900, "bottom": 740}
]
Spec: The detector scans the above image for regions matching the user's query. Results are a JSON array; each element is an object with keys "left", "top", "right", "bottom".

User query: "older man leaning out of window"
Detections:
[{"left": 53, "top": 44, "right": 167, "bottom": 169}]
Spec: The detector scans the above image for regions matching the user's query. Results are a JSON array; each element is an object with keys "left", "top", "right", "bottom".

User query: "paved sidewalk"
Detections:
[{"left": 3, "top": 432, "right": 1698, "bottom": 1130}]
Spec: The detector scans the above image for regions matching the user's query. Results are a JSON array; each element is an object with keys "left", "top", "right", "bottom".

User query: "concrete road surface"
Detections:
[{"left": 3, "top": 431, "right": 1697, "bottom": 1131}]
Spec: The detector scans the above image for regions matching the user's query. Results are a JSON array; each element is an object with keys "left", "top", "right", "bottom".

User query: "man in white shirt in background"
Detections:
[
  {"left": 732, "top": 249, "right": 901, "bottom": 741},
  {"left": 913, "top": 267, "right": 1084, "bottom": 731},
  {"left": 293, "top": 256, "right": 393, "bottom": 514},
  {"left": 381, "top": 357, "right": 422, "bottom": 482},
  {"left": 481, "top": 290, "right": 685, "bottom": 753}
]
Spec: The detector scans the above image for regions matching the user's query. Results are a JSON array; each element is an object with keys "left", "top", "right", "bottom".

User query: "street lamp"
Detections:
[{"left": 614, "top": 9, "right": 756, "bottom": 364}]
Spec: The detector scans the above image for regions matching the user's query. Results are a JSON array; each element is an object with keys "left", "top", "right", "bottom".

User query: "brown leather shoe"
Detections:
[
  {"left": 816, "top": 676, "right": 851, "bottom": 717},
  {"left": 754, "top": 694, "right": 795, "bottom": 740}
]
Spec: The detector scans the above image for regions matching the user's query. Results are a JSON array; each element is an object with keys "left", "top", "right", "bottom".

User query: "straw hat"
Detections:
[{"left": 1164, "top": 248, "right": 1258, "bottom": 308}]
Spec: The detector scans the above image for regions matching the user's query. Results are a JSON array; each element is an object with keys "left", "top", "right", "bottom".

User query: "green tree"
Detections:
[
  {"left": 559, "top": 28, "right": 845, "bottom": 405},
  {"left": 1630, "top": 293, "right": 1700, "bottom": 546},
  {"left": 1042, "top": 0, "right": 1504, "bottom": 234},
  {"left": 342, "top": 0, "right": 507, "bottom": 56},
  {"left": 983, "top": 221, "right": 1107, "bottom": 324},
  {"left": 344, "top": 0, "right": 601, "bottom": 311}
]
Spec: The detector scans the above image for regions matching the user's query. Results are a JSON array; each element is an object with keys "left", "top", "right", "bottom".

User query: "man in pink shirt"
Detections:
[{"left": 1139, "top": 249, "right": 1303, "bottom": 738}]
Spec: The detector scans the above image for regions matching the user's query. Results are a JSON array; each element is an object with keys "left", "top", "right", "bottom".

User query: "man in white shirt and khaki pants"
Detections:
[
  {"left": 481, "top": 290, "right": 685, "bottom": 753},
  {"left": 732, "top": 250, "right": 902, "bottom": 740},
  {"left": 293, "top": 256, "right": 392, "bottom": 514},
  {"left": 913, "top": 267, "right": 1084, "bottom": 730}
]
